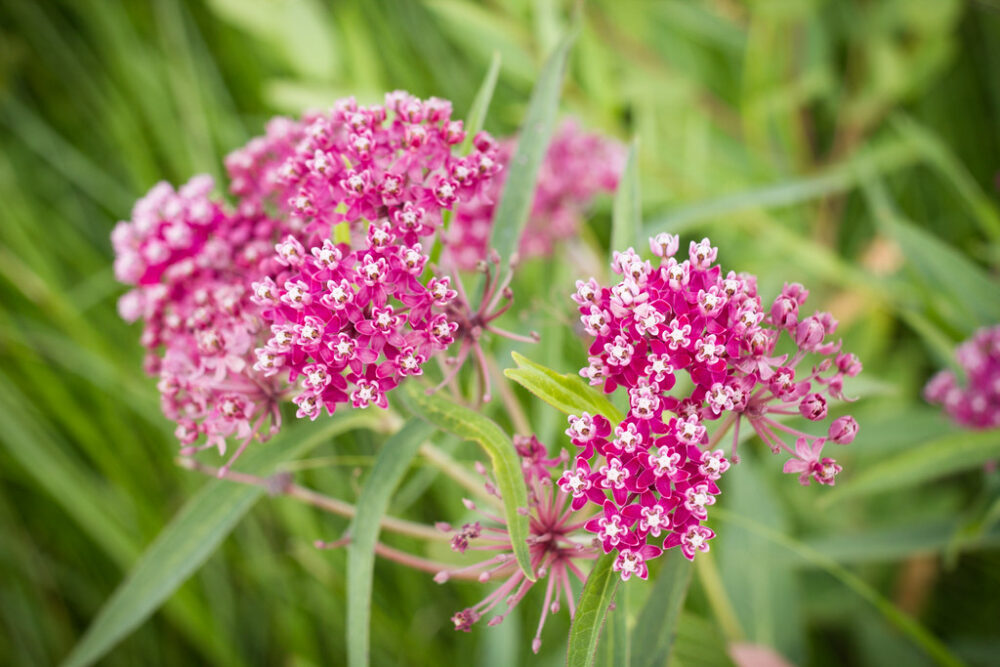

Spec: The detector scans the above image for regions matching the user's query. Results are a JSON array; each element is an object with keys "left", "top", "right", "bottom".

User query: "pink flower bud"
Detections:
[
  {"left": 795, "top": 316, "right": 826, "bottom": 351},
  {"left": 828, "top": 416, "right": 859, "bottom": 444},
  {"left": 798, "top": 393, "right": 828, "bottom": 421}
]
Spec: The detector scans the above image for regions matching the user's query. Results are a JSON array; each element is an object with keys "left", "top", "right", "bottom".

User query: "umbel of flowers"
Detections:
[
  {"left": 560, "top": 234, "right": 861, "bottom": 579},
  {"left": 924, "top": 324, "right": 1000, "bottom": 429},
  {"left": 112, "top": 93, "right": 501, "bottom": 468}
]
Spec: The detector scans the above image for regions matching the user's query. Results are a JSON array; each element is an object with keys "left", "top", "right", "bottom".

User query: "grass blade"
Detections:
[
  {"left": 398, "top": 382, "right": 534, "bottom": 581},
  {"left": 460, "top": 51, "right": 502, "bottom": 155},
  {"left": 630, "top": 550, "right": 694, "bottom": 667},
  {"left": 488, "top": 28, "right": 575, "bottom": 270},
  {"left": 62, "top": 414, "right": 364, "bottom": 667},
  {"left": 504, "top": 351, "right": 624, "bottom": 424},
  {"left": 610, "top": 140, "right": 641, "bottom": 257},
  {"left": 347, "top": 418, "right": 434, "bottom": 667},
  {"left": 567, "top": 552, "right": 618, "bottom": 667}
]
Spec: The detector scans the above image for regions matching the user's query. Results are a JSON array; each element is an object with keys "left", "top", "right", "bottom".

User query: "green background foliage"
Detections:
[{"left": 1, "top": 0, "right": 999, "bottom": 664}]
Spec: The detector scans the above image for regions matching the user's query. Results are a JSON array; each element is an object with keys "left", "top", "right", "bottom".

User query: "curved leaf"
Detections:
[
  {"left": 62, "top": 413, "right": 366, "bottom": 667},
  {"left": 488, "top": 28, "right": 576, "bottom": 268},
  {"left": 822, "top": 429, "right": 1000, "bottom": 507},
  {"left": 347, "top": 418, "right": 435, "bottom": 667},
  {"left": 460, "top": 51, "right": 502, "bottom": 155},
  {"left": 397, "top": 382, "right": 534, "bottom": 581},
  {"left": 610, "top": 140, "right": 641, "bottom": 258},
  {"left": 567, "top": 552, "right": 619, "bottom": 667},
  {"left": 630, "top": 550, "right": 694, "bottom": 667},
  {"left": 504, "top": 351, "right": 624, "bottom": 424}
]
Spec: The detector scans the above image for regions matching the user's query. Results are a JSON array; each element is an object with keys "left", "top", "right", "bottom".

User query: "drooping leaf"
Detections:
[
  {"left": 822, "top": 429, "right": 1000, "bottom": 506},
  {"left": 397, "top": 382, "right": 534, "bottom": 581},
  {"left": 62, "top": 413, "right": 367, "bottom": 667},
  {"left": 504, "top": 351, "right": 624, "bottom": 424},
  {"left": 630, "top": 550, "right": 694, "bottom": 667},
  {"left": 488, "top": 28, "right": 576, "bottom": 270},
  {"left": 347, "top": 418, "right": 435, "bottom": 667},
  {"left": 567, "top": 552, "right": 619, "bottom": 667},
  {"left": 610, "top": 140, "right": 641, "bottom": 258}
]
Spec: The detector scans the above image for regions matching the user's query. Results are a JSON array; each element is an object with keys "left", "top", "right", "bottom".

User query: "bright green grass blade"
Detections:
[
  {"left": 821, "top": 429, "right": 1000, "bottom": 507},
  {"left": 460, "top": 51, "right": 503, "bottom": 155},
  {"left": 398, "top": 382, "right": 534, "bottom": 581},
  {"left": 610, "top": 139, "right": 641, "bottom": 258},
  {"left": 596, "top": 578, "right": 629, "bottom": 667},
  {"left": 630, "top": 550, "right": 694, "bottom": 667},
  {"left": 487, "top": 28, "right": 575, "bottom": 271},
  {"left": 346, "top": 418, "right": 434, "bottom": 667},
  {"left": 504, "top": 351, "right": 624, "bottom": 424},
  {"left": 567, "top": 552, "right": 618, "bottom": 667},
  {"left": 62, "top": 413, "right": 367, "bottom": 667},
  {"left": 711, "top": 509, "right": 964, "bottom": 667}
]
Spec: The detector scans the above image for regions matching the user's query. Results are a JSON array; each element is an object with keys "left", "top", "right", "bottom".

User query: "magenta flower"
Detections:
[
  {"left": 435, "top": 436, "right": 598, "bottom": 654},
  {"left": 924, "top": 324, "right": 1000, "bottom": 429},
  {"left": 566, "top": 234, "right": 860, "bottom": 576},
  {"left": 114, "top": 92, "right": 505, "bottom": 465}
]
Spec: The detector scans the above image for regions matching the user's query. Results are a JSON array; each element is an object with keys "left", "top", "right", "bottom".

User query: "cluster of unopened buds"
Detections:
[
  {"left": 114, "top": 91, "right": 513, "bottom": 468},
  {"left": 559, "top": 234, "right": 861, "bottom": 578},
  {"left": 924, "top": 324, "right": 1000, "bottom": 429}
]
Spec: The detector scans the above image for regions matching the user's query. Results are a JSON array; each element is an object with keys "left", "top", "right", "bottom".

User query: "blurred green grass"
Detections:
[{"left": 1, "top": 0, "right": 999, "bottom": 665}]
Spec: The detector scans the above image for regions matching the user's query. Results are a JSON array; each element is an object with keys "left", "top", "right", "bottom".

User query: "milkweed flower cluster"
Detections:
[
  {"left": 924, "top": 324, "right": 1000, "bottom": 429},
  {"left": 562, "top": 234, "right": 861, "bottom": 575},
  {"left": 436, "top": 435, "right": 598, "bottom": 654},
  {"left": 446, "top": 120, "right": 624, "bottom": 270},
  {"left": 113, "top": 92, "right": 503, "bottom": 464}
]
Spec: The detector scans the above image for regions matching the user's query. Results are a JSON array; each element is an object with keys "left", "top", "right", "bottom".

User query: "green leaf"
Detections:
[
  {"left": 397, "top": 382, "right": 534, "bottom": 581},
  {"left": 504, "top": 351, "right": 625, "bottom": 424},
  {"left": 822, "top": 429, "right": 1000, "bottom": 506},
  {"left": 596, "top": 580, "right": 629, "bottom": 667},
  {"left": 347, "top": 418, "right": 435, "bottom": 667},
  {"left": 488, "top": 28, "right": 575, "bottom": 269},
  {"left": 630, "top": 550, "right": 694, "bottom": 667},
  {"left": 610, "top": 140, "right": 641, "bottom": 258},
  {"left": 567, "top": 552, "right": 619, "bottom": 667},
  {"left": 62, "top": 414, "right": 366, "bottom": 667},
  {"left": 460, "top": 51, "right": 503, "bottom": 155}
]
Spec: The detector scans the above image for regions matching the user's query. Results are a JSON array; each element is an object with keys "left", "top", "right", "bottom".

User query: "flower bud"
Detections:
[
  {"left": 795, "top": 316, "right": 826, "bottom": 351},
  {"left": 798, "top": 393, "right": 828, "bottom": 421},
  {"left": 828, "top": 416, "right": 859, "bottom": 444}
]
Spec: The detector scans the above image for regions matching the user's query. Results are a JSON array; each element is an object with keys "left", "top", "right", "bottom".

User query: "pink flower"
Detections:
[
  {"left": 782, "top": 437, "right": 841, "bottom": 486},
  {"left": 924, "top": 325, "right": 1000, "bottom": 429}
]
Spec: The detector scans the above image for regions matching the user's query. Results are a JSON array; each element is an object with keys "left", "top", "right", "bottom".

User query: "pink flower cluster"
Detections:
[
  {"left": 924, "top": 324, "right": 1000, "bottom": 429},
  {"left": 446, "top": 120, "right": 624, "bottom": 270},
  {"left": 436, "top": 435, "right": 597, "bottom": 654},
  {"left": 559, "top": 234, "right": 861, "bottom": 576},
  {"left": 113, "top": 92, "right": 503, "bottom": 463}
]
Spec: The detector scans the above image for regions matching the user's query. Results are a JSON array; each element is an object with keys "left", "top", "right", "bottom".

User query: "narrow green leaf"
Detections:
[
  {"left": 397, "top": 382, "right": 535, "bottom": 581},
  {"left": 822, "top": 429, "right": 1000, "bottom": 506},
  {"left": 712, "top": 509, "right": 964, "bottom": 667},
  {"left": 596, "top": 580, "right": 628, "bottom": 667},
  {"left": 567, "top": 552, "right": 619, "bottom": 667},
  {"left": 460, "top": 51, "right": 502, "bottom": 155},
  {"left": 630, "top": 550, "right": 694, "bottom": 667},
  {"left": 504, "top": 351, "right": 625, "bottom": 424},
  {"left": 488, "top": 28, "right": 575, "bottom": 269},
  {"left": 610, "top": 140, "right": 641, "bottom": 258},
  {"left": 347, "top": 418, "right": 434, "bottom": 667},
  {"left": 62, "top": 413, "right": 366, "bottom": 667}
]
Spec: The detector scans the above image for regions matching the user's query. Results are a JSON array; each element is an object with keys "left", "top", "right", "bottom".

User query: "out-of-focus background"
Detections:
[{"left": 1, "top": 1, "right": 999, "bottom": 665}]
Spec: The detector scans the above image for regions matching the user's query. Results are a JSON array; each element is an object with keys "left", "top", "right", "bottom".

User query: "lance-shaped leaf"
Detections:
[
  {"left": 347, "top": 418, "right": 435, "bottom": 667},
  {"left": 488, "top": 29, "right": 575, "bottom": 268},
  {"left": 398, "top": 382, "right": 535, "bottom": 581},
  {"left": 630, "top": 550, "right": 695, "bottom": 667},
  {"left": 504, "top": 351, "right": 624, "bottom": 424},
  {"left": 567, "top": 552, "right": 619, "bottom": 667},
  {"left": 63, "top": 413, "right": 368, "bottom": 667}
]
